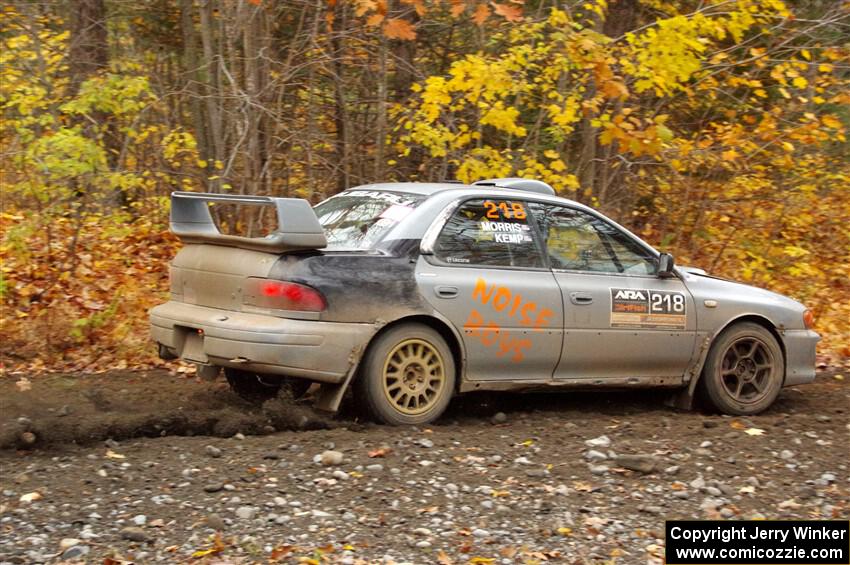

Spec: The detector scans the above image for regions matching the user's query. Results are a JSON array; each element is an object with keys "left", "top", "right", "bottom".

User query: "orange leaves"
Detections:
[
  {"left": 353, "top": 0, "right": 381, "bottom": 17},
  {"left": 401, "top": 0, "right": 427, "bottom": 16},
  {"left": 354, "top": 0, "right": 417, "bottom": 41},
  {"left": 596, "top": 114, "right": 666, "bottom": 157},
  {"left": 352, "top": 0, "right": 524, "bottom": 32},
  {"left": 360, "top": 2, "right": 524, "bottom": 36},
  {"left": 472, "top": 3, "right": 490, "bottom": 25},
  {"left": 601, "top": 79, "right": 629, "bottom": 100},
  {"left": 368, "top": 13, "right": 386, "bottom": 26},
  {"left": 383, "top": 17, "right": 417, "bottom": 40},
  {"left": 0, "top": 207, "right": 177, "bottom": 374},
  {"left": 269, "top": 544, "right": 295, "bottom": 560},
  {"left": 467, "top": 1, "right": 524, "bottom": 24},
  {"left": 449, "top": 0, "right": 466, "bottom": 18},
  {"left": 491, "top": 2, "right": 523, "bottom": 22},
  {"left": 721, "top": 148, "right": 739, "bottom": 162},
  {"left": 821, "top": 115, "right": 843, "bottom": 129},
  {"left": 358, "top": 0, "right": 387, "bottom": 26}
]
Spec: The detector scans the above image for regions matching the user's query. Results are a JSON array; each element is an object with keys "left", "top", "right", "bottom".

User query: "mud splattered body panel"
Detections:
[{"left": 267, "top": 240, "right": 428, "bottom": 324}]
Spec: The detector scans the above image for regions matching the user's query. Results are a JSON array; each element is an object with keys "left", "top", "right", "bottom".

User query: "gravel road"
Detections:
[{"left": 1, "top": 369, "right": 847, "bottom": 564}]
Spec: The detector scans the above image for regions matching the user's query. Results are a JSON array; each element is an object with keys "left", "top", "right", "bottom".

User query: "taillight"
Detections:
[
  {"left": 803, "top": 309, "right": 815, "bottom": 329},
  {"left": 244, "top": 278, "right": 326, "bottom": 312}
]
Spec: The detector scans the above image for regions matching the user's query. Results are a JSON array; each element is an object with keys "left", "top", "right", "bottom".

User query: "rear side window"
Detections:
[
  {"left": 314, "top": 191, "right": 424, "bottom": 250},
  {"left": 433, "top": 199, "right": 544, "bottom": 268}
]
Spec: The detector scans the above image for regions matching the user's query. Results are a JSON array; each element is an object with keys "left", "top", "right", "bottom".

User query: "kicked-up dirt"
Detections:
[
  {"left": 0, "top": 371, "right": 335, "bottom": 451},
  {"left": 0, "top": 368, "right": 847, "bottom": 564}
]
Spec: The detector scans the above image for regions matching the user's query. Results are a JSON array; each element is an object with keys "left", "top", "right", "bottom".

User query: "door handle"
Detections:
[
  {"left": 569, "top": 292, "right": 593, "bottom": 305},
  {"left": 435, "top": 285, "right": 458, "bottom": 299}
]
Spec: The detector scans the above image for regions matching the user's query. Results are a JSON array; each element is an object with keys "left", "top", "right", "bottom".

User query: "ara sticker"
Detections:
[{"left": 610, "top": 288, "right": 687, "bottom": 330}]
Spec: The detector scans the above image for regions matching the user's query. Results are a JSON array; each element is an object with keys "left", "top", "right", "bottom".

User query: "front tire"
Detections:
[
  {"left": 355, "top": 323, "right": 456, "bottom": 425},
  {"left": 700, "top": 322, "right": 784, "bottom": 415},
  {"left": 224, "top": 368, "right": 311, "bottom": 403}
]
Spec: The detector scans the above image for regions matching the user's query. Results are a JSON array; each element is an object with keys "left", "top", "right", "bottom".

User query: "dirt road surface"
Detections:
[{"left": 1, "top": 369, "right": 848, "bottom": 564}]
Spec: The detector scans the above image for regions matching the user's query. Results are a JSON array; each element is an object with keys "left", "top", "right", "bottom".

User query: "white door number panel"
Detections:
[{"left": 610, "top": 288, "right": 687, "bottom": 330}]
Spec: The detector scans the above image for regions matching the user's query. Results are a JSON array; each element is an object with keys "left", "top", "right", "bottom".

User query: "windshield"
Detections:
[{"left": 313, "top": 190, "right": 424, "bottom": 250}]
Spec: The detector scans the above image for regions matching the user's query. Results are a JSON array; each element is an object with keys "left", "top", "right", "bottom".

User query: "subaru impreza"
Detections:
[{"left": 150, "top": 178, "right": 818, "bottom": 425}]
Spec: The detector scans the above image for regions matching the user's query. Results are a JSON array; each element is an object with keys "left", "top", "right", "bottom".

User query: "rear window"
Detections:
[{"left": 313, "top": 190, "right": 424, "bottom": 250}]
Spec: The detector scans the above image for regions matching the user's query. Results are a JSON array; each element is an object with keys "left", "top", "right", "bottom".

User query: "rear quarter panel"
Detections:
[{"left": 268, "top": 240, "right": 432, "bottom": 324}]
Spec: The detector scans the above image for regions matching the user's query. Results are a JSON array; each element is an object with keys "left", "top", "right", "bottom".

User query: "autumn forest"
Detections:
[{"left": 1, "top": 0, "right": 848, "bottom": 372}]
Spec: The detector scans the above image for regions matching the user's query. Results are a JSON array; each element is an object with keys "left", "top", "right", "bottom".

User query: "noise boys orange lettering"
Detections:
[{"left": 464, "top": 277, "right": 554, "bottom": 362}]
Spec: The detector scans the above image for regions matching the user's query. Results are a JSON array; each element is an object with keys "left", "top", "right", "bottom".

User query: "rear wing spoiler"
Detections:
[{"left": 170, "top": 191, "right": 327, "bottom": 253}]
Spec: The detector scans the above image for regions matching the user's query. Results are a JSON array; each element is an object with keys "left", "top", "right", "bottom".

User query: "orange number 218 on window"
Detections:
[{"left": 484, "top": 201, "right": 527, "bottom": 220}]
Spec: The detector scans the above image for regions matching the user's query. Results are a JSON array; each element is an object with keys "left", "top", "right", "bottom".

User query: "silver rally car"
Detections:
[{"left": 150, "top": 178, "right": 819, "bottom": 425}]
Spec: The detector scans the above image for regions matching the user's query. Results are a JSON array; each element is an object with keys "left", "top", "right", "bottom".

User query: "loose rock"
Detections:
[
  {"left": 320, "top": 450, "right": 344, "bottom": 466},
  {"left": 491, "top": 412, "right": 508, "bottom": 425},
  {"left": 120, "top": 527, "right": 149, "bottom": 543},
  {"left": 614, "top": 454, "right": 659, "bottom": 474},
  {"left": 206, "top": 514, "right": 226, "bottom": 531},
  {"left": 62, "top": 545, "right": 90, "bottom": 560},
  {"left": 585, "top": 435, "right": 611, "bottom": 448},
  {"left": 235, "top": 506, "right": 257, "bottom": 520}
]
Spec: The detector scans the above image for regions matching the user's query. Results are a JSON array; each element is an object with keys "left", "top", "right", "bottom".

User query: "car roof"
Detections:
[
  {"left": 348, "top": 182, "right": 467, "bottom": 196},
  {"left": 347, "top": 182, "right": 586, "bottom": 208},
  {"left": 342, "top": 182, "right": 658, "bottom": 258}
]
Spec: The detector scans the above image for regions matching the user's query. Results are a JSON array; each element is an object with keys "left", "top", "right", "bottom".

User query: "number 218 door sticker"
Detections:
[{"left": 610, "top": 288, "right": 687, "bottom": 330}]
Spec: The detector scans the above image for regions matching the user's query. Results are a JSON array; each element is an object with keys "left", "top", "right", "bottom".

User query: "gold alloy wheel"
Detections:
[{"left": 382, "top": 338, "right": 446, "bottom": 416}]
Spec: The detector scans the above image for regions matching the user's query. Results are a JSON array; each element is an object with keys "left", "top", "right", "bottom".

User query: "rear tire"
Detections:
[
  {"left": 224, "top": 368, "right": 311, "bottom": 403},
  {"left": 699, "top": 322, "right": 784, "bottom": 415},
  {"left": 355, "top": 323, "right": 455, "bottom": 425}
]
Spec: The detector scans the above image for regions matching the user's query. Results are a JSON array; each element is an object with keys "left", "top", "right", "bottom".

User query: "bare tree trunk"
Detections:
[
  {"left": 374, "top": 34, "right": 388, "bottom": 179},
  {"left": 68, "top": 0, "right": 108, "bottom": 95},
  {"left": 67, "top": 0, "right": 129, "bottom": 207},
  {"left": 304, "top": 0, "right": 324, "bottom": 193},
  {"left": 198, "top": 0, "right": 224, "bottom": 190},
  {"left": 577, "top": 113, "right": 597, "bottom": 204},
  {"left": 577, "top": 0, "right": 641, "bottom": 207},
  {"left": 330, "top": 0, "right": 350, "bottom": 191},
  {"left": 603, "top": 0, "right": 640, "bottom": 39},
  {"left": 243, "top": 2, "right": 262, "bottom": 198},
  {"left": 180, "top": 0, "right": 210, "bottom": 166}
]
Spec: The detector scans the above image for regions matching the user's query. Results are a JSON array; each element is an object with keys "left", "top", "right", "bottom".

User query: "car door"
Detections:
[
  {"left": 527, "top": 202, "right": 697, "bottom": 381},
  {"left": 417, "top": 197, "right": 564, "bottom": 382}
]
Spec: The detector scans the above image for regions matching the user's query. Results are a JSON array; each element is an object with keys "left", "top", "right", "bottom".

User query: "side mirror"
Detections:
[{"left": 657, "top": 252, "right": 676, "bottom": 278}]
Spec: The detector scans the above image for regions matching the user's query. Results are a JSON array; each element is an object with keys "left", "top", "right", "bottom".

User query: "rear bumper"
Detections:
[
  {"left": 149, "top": 301, "right": 375, "bottom": 382},
  {"left": 782, "top": 329, "right": 819, "bottom": 386}
]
